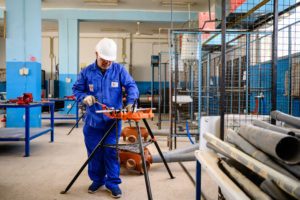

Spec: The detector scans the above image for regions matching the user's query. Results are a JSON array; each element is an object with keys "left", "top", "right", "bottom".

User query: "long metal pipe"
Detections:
[
  {"left": 225, "top": 129, "right": 296, "bottom": 179},
  {"left": 238, "top": 125, "right": 300, "bottom": 164},
  {"left": 253, "top": 119, "right": 296, "bottom": 136},
  {"left": 282, "top": 163, "right": 300, "bottom": 179},
  {"left": 203, "top": 132, "right": 300, "bottom": 199},
  {"left": 152, "top": 153, "right": 195, "bottom": 163},
  {"left": 260, "top": 179, "right": 291, "bottom": 200},
  {"left": 164, "top": 143, "right": 199, "bottom": 154},
  {"left": 271, "top": 110, "right": 300, "bottom": 129},
  {"left": 139, "top": 95, "right": 160, "bottom": 104},
  {"left": 220, "top": 160, "right": 272, "bottom": 200},
  {"left": 151, "top": 144, "right": 199, "bottom": 162},
  {"left": 271, "top": 0, "right": 278, "bottom": 125}
]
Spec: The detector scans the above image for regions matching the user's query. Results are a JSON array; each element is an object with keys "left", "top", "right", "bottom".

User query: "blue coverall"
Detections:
[{"left": 72, "top": 60, "right": 139, "bottom": 189}]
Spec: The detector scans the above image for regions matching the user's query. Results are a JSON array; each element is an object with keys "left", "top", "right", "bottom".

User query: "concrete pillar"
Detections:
[
  {"left": 6, "top": 0, "right": 41, "bottom": 127},
  {"left": 58, "top": 18, "right": 79, "bottom": 114}
]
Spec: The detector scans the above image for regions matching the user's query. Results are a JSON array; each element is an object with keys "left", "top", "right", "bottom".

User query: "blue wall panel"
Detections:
[
  {"left": 59, "top": 73, "right": 78, "bottom": 114},
  {"left": 6, "top": 62, "right": 41, "bottom": 127}
]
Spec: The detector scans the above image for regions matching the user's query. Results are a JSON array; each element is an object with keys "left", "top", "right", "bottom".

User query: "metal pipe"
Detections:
[
  {"left": 238, "top": 125, "right": 300, "bottom": 164},
  {"left": 271, "top": 110, "right": 300, "bottom": 129},
  {"left": 178, "top": 162, "right": 195, "bottom": 186},
  {"left": 271, "top": 0, "right": 278, "bottom": 125},
  {"left": 225, "top": 129, "right": 296, "bottom": 179},
  {"left": 139, "top": 94, "right": 160, "bottom": 104},
  {"left": 152, "top": 153, "right": 195, "bottom": 163},
  {"left": 220, "top": 0, "right": 226, "bottom": 140},
  {"left": 220, "top": 160, "right": 272, "bottom": 200},
  {"left": 260, "top": 179, "right": 291, "bottom": 200},
  {"left": 252, "top": 119, "right": 295, "bottom": 136},
  {"left": 203, "top": 132, "right": 300, "bottom": 199},
  {"left": 165, "top": 143, "right": 199, "bottom": 155},
  {"left": 281, "top": 163, "right": 300, "bottom": 179}
]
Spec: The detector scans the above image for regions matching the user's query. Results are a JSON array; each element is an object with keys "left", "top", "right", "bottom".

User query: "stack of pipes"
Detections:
[{"left": 204, "top": 111, "right": 300, "bottom": 200}]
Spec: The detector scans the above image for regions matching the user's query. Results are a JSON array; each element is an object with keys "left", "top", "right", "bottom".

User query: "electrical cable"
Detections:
[{"left": 186, "top": 122, "right": 194, "bottom": 144}]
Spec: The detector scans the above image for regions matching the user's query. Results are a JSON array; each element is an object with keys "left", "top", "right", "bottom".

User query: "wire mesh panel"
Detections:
[
  {"left": 168, "top": 0, "right": 300, "bottom": 147},
  {"left": 169, "top": 31, "right": 202, "bottom": 149},
  {"left": 157, "top": 52, "right": 170, "bottom": 129},
  {"left": 275, "top": 2, "right": 300, "bottom": 116}
]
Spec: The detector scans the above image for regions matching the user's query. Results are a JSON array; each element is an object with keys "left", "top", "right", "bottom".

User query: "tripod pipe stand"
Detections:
[{"left": 61, "top": 107, "right": 174, "bottom": 200}]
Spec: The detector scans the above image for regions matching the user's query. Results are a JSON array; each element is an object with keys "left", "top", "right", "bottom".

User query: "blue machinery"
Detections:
[{"left": 0, "top": 102, "right": 55, "bottom": 157}]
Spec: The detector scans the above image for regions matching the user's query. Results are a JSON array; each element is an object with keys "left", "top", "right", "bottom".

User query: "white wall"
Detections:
[
  {"left": 41, "top": 33, "right": 59, "bottom": 80},
  {"left": 41, "top": 32, "right": 169, "bottom": 82}
]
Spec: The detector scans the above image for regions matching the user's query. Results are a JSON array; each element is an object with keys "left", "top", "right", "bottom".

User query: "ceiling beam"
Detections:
[{"left": 42, "top": 9, "right": 198, "bottom": 23}]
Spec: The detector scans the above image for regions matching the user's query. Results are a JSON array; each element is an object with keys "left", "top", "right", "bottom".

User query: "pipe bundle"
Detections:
[{"left": 204, "top": 116, "right": 300, "bottom": 199}]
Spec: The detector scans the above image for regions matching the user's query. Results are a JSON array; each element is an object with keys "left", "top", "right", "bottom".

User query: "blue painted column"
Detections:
[
  {"left": 58, "top": 18, "right": 79, "bottom": 114},
  {"left": 6, "top": 0, "right": 41, "bottom": 127}
]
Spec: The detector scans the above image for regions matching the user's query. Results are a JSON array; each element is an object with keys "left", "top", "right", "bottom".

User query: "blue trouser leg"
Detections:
[
  {"left": 83, "top": 121, "right": 122, "bottom": 188},
  {"left": 83, "top": 124, "right": 107, "bottom": 185},
  {"left": 104, "top": 125, "right": 122, "bottom": 189}
]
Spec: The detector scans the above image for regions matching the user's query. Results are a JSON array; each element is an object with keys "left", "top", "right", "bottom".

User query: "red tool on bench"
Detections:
[{"left": 8, "top": 93, "right": 33, "bottom": 105}]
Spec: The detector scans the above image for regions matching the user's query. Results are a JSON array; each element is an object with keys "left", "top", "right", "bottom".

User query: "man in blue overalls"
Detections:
[{"left": 72, "top": 38, "right": 139, "bottom": 198}]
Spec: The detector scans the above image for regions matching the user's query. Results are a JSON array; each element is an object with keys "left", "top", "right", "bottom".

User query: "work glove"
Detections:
[
  {"left": 125, "top": 104, "right": 137, "bottom": 113},
  {"left": 83, "top": 95, "right": 96, "bottom": 106}
]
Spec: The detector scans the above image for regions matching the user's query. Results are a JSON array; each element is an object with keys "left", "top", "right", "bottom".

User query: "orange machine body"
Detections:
[
  {"left": 119, "top": 148, "right": 152, "bottom": 173},
  {"left": 102, "top": 105, "right": 154, "bottom": 122},
  {"left": 121, "top": 127, "right": 149, "bottom": 143}
]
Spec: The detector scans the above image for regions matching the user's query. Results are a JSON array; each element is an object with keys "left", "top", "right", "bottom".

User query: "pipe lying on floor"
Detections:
[
  {"left": 203, "top": 132, "right": 300, "bottom": 199},
  {"left": 271, "top": 110, "right": 300, "bottom": 129},
  {"left": 260, "top": 179, "right": 291, "bottom": 200},
  {"left": 252, "top": 119, "right": 295, "bottom": 136},
  {"left": 225, "top": 129, "right": 296, "bottom": 179},
  {"left": 281, "top": 163, "right": 300, "bottom": 179},
  {"left": 151, "top": 144, "right": 199, "bottom": 163},
  {"left": 164, "top": 143, "right": 199, "bottom": 154},
  {"left": 220, "top": 159, "right": 272, "bottom": 200},
  {"left": 238, "top": 125, "right": 300, "bottom": 164},
  {"left": 152, "top": 153, "right": 195, "bottom": 163}
]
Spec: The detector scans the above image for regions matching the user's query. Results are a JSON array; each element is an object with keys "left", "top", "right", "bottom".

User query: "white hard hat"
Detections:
[{"left": 95, "top": 38, "right": 117, "bottom": 61}]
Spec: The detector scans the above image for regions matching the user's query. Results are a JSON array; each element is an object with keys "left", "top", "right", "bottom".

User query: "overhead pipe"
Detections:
[
  {"left": 225, "top": 129, "right": 296, "bottom": 179},
  {"left": 271, "top": 110, "right": 300, "bottom": 129},
  {"left": 260, "top": 179, "right": 292, "bottom": 200},
  {"left": 219, "top": 160, "right": 272, "bottom": 200},
  {"left": 252, "top": 119, "right": 296, "bottom": 136},
  {"left": 203, "top": 132, "right": 300, "bottom": 199},
  {"left": 238, "top": 125, "right": 300, "bottom": 164}
]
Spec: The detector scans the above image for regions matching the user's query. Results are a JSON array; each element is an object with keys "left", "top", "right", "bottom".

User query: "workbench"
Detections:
[
  {"left": 0, "top": 102, "right": 54, "bottom": 157},
  {"left": 195, "top": 150, "right": 250, "bottom": 200},
  {"left": 41, "top": 98, "right": 79, "bottom": 127}
]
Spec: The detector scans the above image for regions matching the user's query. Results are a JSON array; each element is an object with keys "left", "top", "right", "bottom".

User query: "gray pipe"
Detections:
[
  {"left": 203, "top": 132, "right": 300, "bottom": 199},
  {"left": 238, "top": 125, "right": 300, "bottom": 164},
  {"left": 253, "top": 119, "right": 295, "bottom": 136},
  {"left": 151, "top": 129, "right": 186, "bottom": 136},
  {"left": 152, "top": 153, "right": 195, "bottom": 163},
  {"left": 225, "top": 129, "right": 296, "bottom": 179},
  {"left": 139, "top": 94, "right": 160, "bottom": 103},
  {"left": 282, "top": 163, "right": 300, "bottom": 179},
  {"left": 271, "top": 110, "right": 300, "bottom": 129},
  {"left": 220, "top": 160, "right": 272, "bottom": 200},
  {"left": 164, "top": 143, "right": 199, "bottom": 155},
  {"left": 260, "top": 179, "right": 291, "bottom": 200}
]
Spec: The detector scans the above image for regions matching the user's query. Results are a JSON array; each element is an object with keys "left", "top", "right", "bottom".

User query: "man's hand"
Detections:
[
  {"left": 125, "top": 104, "right": 136, "bottom": 112},
  {"left": 83, "top": 95, "right": 96, "bottom": 106}
]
